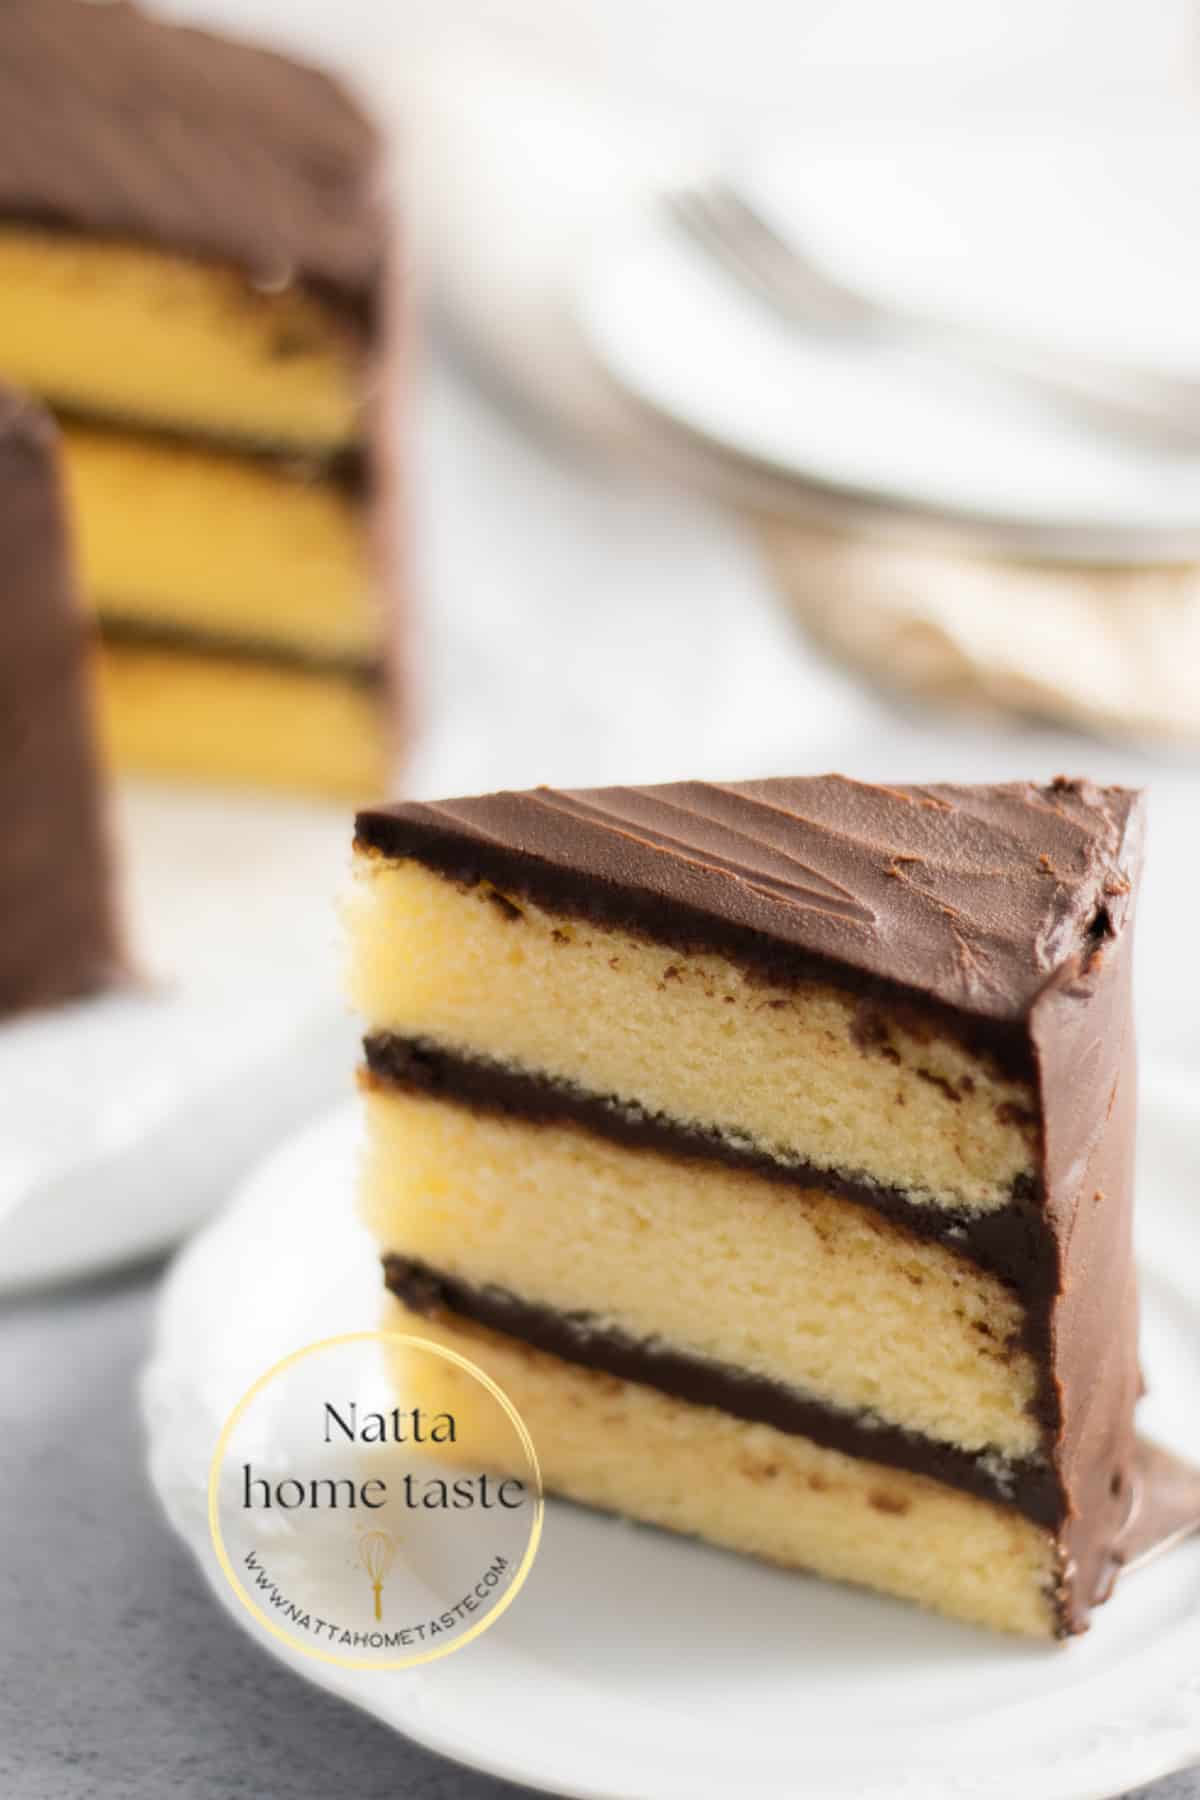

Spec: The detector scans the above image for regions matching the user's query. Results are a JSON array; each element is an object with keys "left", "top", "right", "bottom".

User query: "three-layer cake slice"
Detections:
[{"left": 349, "top": 776, "right": 1197, "bottom": 1636}]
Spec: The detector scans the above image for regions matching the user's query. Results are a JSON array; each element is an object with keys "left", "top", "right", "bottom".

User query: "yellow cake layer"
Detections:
[
  {"left": 0, "top": 229, "right": 364, "bottom": 451},
  {"left": 61, "top": 423, "right": 375, "bottom": 660},
  {"left": 349, "top": 859, "right": 1040, "bottom": 1212},
  {"left": 364, "top": 1088, "right": 1040, "bottom": 1458},
  {"left": 384, "top": 1301, "right": 1059, "bottom": 1637},
  {"left": 98, "top": 642, "right": 387, "bottom": 797}
]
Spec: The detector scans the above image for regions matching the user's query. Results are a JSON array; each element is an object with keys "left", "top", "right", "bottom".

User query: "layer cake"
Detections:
[
  {"left": 350, "top": 775, "right": 1200, "bottom": 1637},
  {"left": 0, "top": 0, "right": 400, "bottom": 796},
  {"left": 0, "top": 388, "right": 121, "bottom": 1014}
]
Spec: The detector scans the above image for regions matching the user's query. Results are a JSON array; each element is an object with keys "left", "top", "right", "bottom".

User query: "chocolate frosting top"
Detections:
[
  {"left": 0, "top": 0, "right": 384, "bottom": 308},
  {"left": 356, "top": 776, "right": 1141, "bottom": 1029}
]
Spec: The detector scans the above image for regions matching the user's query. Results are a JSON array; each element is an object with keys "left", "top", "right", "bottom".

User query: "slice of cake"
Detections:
[
  {"left": 0, "top": 0, "right": 401, "bottom": 796},
  {"left": 0, "top": 388, "right": 121, "bottom": 1014},
  {"left": 350, "top": 776, "right": 1200, "bottom": 1638}
]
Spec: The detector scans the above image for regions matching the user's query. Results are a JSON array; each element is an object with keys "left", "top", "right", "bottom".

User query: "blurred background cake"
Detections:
[{"left": 0, "top": 0, "right": 400, "bottom": 797}]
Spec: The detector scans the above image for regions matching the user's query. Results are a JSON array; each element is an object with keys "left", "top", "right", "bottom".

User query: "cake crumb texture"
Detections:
[
  {"left": 99, "top": 642, "right": 385, "bottom": 795},
  {"left": 363, "top": 1088, "right": 1043, "bottom": 1458},
  {"left": 350, "top": 860, "right": 1040, "bottom": 1212},
  {"left": 63, "top": 422, "right": 374, "bottom": 658},
  {"left": 0, "top": 231, "right": 363, "bottom": 452},
  {"left": 384, "top": 1299, "right": 1060, "bottom": 1638}
]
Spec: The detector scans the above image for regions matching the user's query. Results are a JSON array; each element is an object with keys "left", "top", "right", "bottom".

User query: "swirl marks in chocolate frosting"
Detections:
[
  {"left": 524, "top": 786, "right": 879, "bottom": 923},
  {"left": 356, "top": 775, "right": 1142, "bottom": 1025},
  {"left": 0, "top": 0, "right": 383, "bottom": 307}
]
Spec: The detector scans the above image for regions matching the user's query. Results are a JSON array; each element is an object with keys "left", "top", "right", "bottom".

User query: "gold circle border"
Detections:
[{"left": 208, "top": 1330, "right": 544, "bottom": 1671}]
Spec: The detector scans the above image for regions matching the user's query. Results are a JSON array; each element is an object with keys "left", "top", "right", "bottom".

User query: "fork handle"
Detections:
[{"left": 912, "top": 311, "right": 1200, "bottom": 453}]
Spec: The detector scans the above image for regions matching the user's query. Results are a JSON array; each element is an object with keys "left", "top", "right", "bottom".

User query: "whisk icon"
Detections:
[{"left": 358, "top": 1529, "right": 397, "bottom": 1622}]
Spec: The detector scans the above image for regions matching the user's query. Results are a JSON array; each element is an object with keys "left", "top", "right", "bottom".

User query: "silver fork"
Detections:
[{"left": 666, "top": 179, "right": 1200, "bottom": 452}]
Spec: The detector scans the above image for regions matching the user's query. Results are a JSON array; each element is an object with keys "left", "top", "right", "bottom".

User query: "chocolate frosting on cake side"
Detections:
[
  {"left": 356, "top": 775, "right": 1200, "bottom": 1632},
  {"left": 1026, "top": 798, "right": 1154, "bottom": 1629},
  {"left": 0, "top": 389, "right": 123, "bottom": 1013},
  {"left": 0, "top": 0, "right": 384, "bottom": 314}
]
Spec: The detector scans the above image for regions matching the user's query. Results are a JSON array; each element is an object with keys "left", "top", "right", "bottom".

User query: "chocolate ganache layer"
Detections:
[
  {"left": 386, "top": 1242, "right": 1200, "bottom": 1632},
  {"left": 100, "top": 615, "right": 382, "bottom": 684},
  {"left": 362, "top": 1033, "right": 1053, "bottom": 1295},
  {"left": 384, "top": 1253, "right": 1061, "bottom": 1528},
  {"left": 0, "top": 0, "right": 385, "bottom": 317}
]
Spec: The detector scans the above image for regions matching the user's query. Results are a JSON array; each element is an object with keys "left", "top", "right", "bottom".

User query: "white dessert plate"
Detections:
[
  {"left": 145, "top": 1075, "right": 1200, "bottom": 1800},
  {"left": 0, "top": 781, "right": 355, "bottom": 1293},
  {"left": 579, "top": 110, "right": 1200, "bottom": 556}
]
